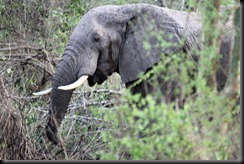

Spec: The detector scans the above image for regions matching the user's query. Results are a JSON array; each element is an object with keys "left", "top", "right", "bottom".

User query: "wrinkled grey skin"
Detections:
[{"left": 46, "top": 4, "right": 233, "bottom": 144}]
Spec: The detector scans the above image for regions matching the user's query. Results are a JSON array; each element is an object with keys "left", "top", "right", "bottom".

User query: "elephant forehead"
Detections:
[
  {"left": 91, "top": 18, "right": 107, "bottom": 35},
  {"left": 77, "top": 13, "right": 107, "bottom": 34},
  {"left": 89, "top": 5, "right": 120, "bottom": 15}
]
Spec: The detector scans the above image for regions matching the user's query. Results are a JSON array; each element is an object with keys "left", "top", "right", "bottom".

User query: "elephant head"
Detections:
[{"left": 42, "top": 4, "right": 231, "bottom": 144}]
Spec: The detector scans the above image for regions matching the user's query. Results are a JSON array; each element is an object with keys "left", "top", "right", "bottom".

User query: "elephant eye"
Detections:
[{"left": 93, "top": 34, "right": 100, "bottom": 42}]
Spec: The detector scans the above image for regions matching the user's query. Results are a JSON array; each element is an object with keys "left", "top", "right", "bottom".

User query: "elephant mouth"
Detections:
[{"left": 88, "top": 69, "right": 108, "bottom": 86}]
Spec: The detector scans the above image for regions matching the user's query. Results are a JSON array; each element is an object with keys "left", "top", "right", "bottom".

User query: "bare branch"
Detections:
[{"left": 0, "top": 45, "right": 43, "bottom": 51}]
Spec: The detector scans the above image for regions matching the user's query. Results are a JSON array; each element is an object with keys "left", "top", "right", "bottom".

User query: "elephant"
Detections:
[{"left": 34, "top": 3, "right": 234, "bottom": 144}]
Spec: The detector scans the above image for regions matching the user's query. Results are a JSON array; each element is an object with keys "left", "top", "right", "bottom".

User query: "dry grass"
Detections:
[
  {"left": 0, "top": 75, "right": 41, "bottom": 159},
  {"left": 0, "top": 50, "right": 122, "bottom": 159}
]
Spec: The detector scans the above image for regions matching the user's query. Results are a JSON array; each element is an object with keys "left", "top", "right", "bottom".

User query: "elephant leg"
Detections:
[
  {"left": 125, "top": 80, "right": 155, "bottom": 98},
  {"left": 125, "top": 77, "right": 185, "bottom": 108}
]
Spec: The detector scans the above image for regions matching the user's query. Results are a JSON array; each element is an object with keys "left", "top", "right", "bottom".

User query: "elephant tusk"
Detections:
[
  {"left": 58, "top": 75, "right": 88, "bottom": 90},
  {"left": 33, "top": 88, "right": 52, "bottom": 96}
]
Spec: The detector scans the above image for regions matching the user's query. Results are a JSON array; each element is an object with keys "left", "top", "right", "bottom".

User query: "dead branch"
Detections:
[
  {"left": 65, "top": 115, "right": 104, "bottom": 122},
  {"left": 0, "top": 45, "right": 43, "bottom": 51},
  {"left": 68, "top": 99, "right": 122, "bottom": 111},
  {"left": 0, "top": 42, "right": 18, "bottom": 46},
  {"left": 94, "top": 89, "right": 122, "bottom": 95},
  {"left": 74, "top": 89, "right": 122, "bottom": 97}
]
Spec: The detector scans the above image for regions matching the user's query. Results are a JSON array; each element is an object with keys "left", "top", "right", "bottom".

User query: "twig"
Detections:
[
  {"left": 65, "top": 115, "right": 104, "bottom": 122},
  {"left": 0, "top": 42, "right": 18, "bottom": 46},
  {"left": 0, "top": 54, "right": 39, "bottom": 59},
  {"left": 35, "top": 108, "right": 48, "bottom": 114},
  {"left": 74, "top": 89, "right": 122, "bottom": 95},
  {"left": 0, "top": 45, "right": 43, "bottom": 51},
  {"left": 8, "top": 95, "right": 47, "bottom": 100},
  {"left": 94, "top": 89, "right": 122, "bottom": 95},
  {"left": 69, "top": 99, "right": 121, "bottom": 111}
]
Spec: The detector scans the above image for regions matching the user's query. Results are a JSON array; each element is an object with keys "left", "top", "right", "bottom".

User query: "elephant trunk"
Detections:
[{"left": 46, "top": 41, "right": 94, "bottom": 144}]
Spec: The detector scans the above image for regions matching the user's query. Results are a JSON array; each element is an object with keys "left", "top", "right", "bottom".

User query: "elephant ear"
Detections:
[{"left": 119, "top": 7, "right": 184, "bottom": 83}]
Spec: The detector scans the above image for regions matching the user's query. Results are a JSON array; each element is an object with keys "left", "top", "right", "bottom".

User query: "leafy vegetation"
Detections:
[{"left": 0, "top": 0, "right": 240, "bottom": 160}]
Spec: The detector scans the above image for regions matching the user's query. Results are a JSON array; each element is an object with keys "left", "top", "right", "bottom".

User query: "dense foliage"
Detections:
[{"left": 0, "top": 0, "right": 240, "bottom": 160}]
